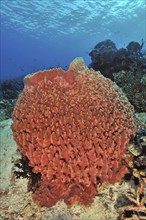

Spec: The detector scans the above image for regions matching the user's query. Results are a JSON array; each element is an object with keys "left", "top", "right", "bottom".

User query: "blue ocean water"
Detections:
[{"left": 0, "top": 0, "right": 145, "bottom": 81}]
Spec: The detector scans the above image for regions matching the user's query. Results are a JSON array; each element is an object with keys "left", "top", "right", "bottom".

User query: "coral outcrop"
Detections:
[
  {"left": 113, "top": 71, "right": 146, "bottom": 112},
  {"left": 11, "top": 58, "right": 136, "bottom": 208},
  {"left": 89, "top": 39, "right": 145, "bottom": 80},
  {"left": 0, "top": 79, "right": 23, "bottom": 121},
  {"left": 89, "top": 40, "right": 146, "bottom": 112}
]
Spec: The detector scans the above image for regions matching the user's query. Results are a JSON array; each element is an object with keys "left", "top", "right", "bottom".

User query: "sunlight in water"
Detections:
[{"left": 1, "top": 0, "right": 145, "bottom": 38}]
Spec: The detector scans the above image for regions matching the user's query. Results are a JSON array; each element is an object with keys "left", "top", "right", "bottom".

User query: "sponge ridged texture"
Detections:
[{"left": 12, "top": 58, "right": 136, "bottom": 207}]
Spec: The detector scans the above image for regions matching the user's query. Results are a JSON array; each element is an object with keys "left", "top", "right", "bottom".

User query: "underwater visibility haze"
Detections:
[{"left": 0, "top": 0, "right": 145, "bottom": 80}]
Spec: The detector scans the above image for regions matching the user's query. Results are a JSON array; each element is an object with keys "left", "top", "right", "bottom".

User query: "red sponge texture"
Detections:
[{"left": 11, "top": 58, "right": 136, "bottom": 207}]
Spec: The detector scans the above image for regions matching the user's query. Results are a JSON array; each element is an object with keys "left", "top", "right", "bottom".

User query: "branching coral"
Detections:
[
  {"left": 118, "top": 180, "right": 146, "bottom": 219},
  {"left": 11, "top": 58, "right": 136, "bottom": 208}
]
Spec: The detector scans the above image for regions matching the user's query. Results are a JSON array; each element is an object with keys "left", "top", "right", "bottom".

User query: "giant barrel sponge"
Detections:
[{"left": 11, "top": 58, "right": 136, "bottom": 207}]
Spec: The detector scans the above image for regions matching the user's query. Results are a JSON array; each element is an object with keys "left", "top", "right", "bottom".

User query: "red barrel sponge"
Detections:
[{"left": 11, "top": 58, "right": 136, "bottom": 208}]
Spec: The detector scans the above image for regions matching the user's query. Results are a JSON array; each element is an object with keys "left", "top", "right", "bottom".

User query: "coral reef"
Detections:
[
  {"left": 0, "top": 79, "right": 23, "bottom": 121},
  {"left": 126, "top": 116, "right": 146, "bottom": 184},
  {"left": 0, "top": 99, "right": 17, "bottom": 121},
  {"left": 11, "top": 58, "right": 136, "bottom": 208},
  {"left": 118, "top": 181, "right": 146, "bottom": 219},
  {"left": 118, "top": 116, "right": 146, "bottom": 219},
  {"left": 89, "top": 39, "right": 118, "bottom": 80},
  {"left": 89, "top": 39, "right": 145, "bottom": 80},
  {"left": 89, "top": 40, "right": 146, "bottom": 112},
  {"left": 113, "top": 71, "right": 146, "bottom": 112},
  {"left": 0, "top": 79, "right": 23, "bottom": 100}
]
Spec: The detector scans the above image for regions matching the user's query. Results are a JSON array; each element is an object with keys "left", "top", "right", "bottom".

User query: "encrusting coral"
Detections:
[{"left": 11, "top": 58, "right": 136, "bottom": 208}]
